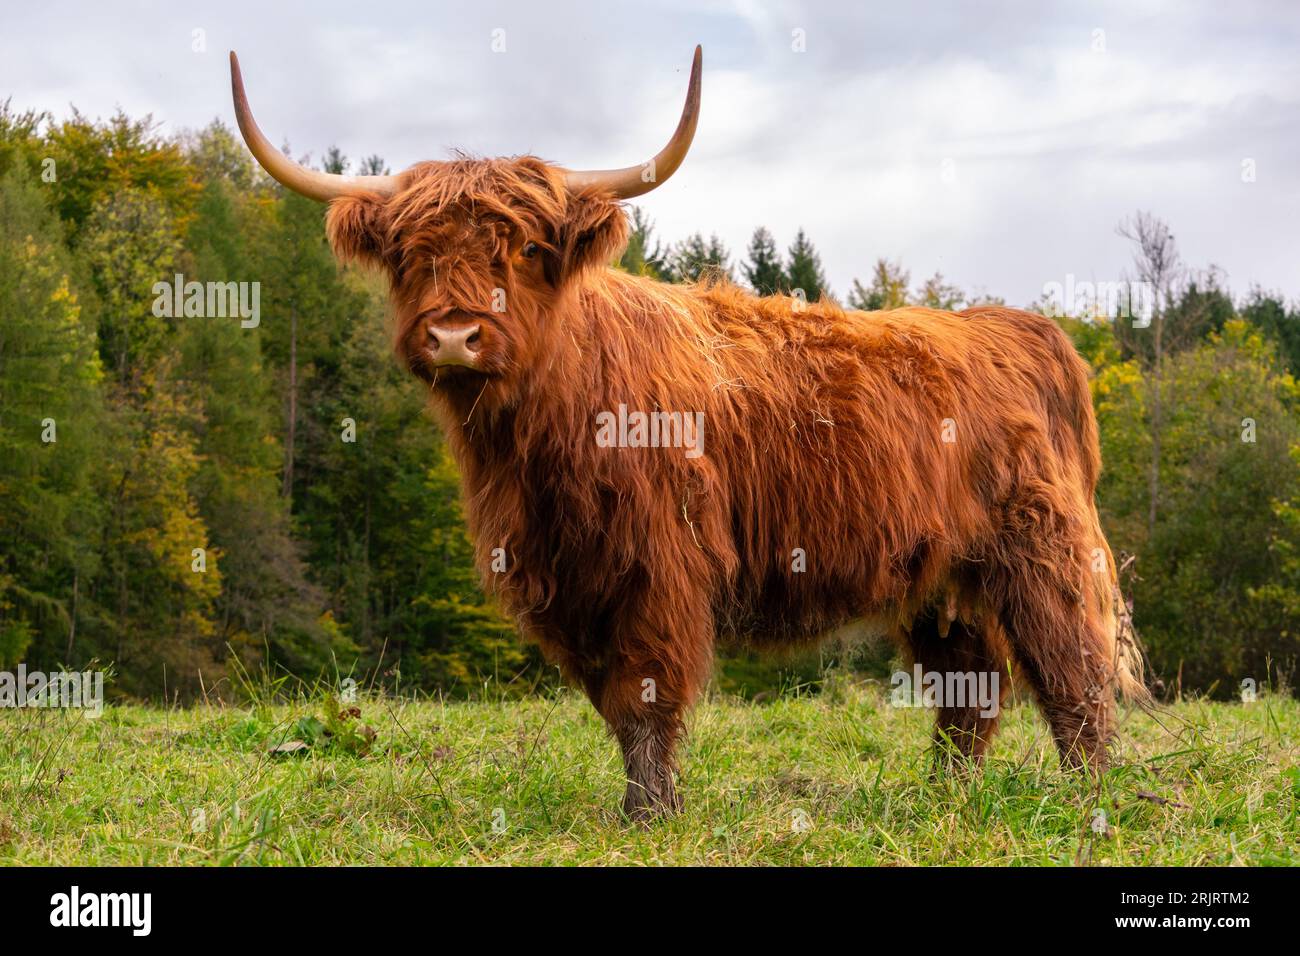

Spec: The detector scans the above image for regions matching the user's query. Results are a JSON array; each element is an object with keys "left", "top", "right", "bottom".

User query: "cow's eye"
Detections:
[{"left": 521, "top": 241, "right": 539, "bottom": 259}]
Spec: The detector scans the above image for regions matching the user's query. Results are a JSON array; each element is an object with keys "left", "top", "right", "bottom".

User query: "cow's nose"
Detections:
[{"left": 426, "top": 324, "right": 482, "bottom": 367}]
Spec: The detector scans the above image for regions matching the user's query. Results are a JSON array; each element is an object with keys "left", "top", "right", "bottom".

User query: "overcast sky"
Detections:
[{"left": 4, "top": 0, "right": 1297, "bottom": 306}]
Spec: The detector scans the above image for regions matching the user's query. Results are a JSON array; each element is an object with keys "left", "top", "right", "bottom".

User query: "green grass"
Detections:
[{"left": 0, "top": 682, "right": 1296, "bottom": 865}]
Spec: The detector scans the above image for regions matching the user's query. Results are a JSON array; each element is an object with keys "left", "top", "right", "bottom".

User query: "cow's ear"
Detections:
[
  {"left": 326, "top": 195, "right": 388, "bottom": 267},
  {"left": 546, "top": 194, "right": 628, "bottom": 286}
]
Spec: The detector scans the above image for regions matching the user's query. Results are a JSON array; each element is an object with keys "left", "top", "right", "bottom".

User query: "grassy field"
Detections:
[{"left": 0, "top": 681, "right": 1296, "bottom": 865}]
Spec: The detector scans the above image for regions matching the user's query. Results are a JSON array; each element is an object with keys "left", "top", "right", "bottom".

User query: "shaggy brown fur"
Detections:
[{"left": 325, "top": 156, "right": 1146, "bottom": 819}]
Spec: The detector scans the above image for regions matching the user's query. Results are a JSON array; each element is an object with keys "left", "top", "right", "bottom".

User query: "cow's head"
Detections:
[{"left": 229, "top": 50, "right": 701, "bottom": 409}]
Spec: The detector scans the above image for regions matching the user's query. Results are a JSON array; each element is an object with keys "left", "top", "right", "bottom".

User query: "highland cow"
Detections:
[{"left": 230, "top": 48, "right": 1146, "bottom": 819}]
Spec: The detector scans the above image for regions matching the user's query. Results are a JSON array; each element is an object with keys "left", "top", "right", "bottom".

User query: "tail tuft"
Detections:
[{"left": 1093, "top": 542, "right": 1151, "bottom": 704}]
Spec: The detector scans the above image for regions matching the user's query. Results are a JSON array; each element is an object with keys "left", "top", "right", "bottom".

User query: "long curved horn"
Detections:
[
  {"left": 229, "top": 51, "right": 399, "bottom": 201},
  {"left": 564, "top": 46, "right": 702, "bottom": 199}
]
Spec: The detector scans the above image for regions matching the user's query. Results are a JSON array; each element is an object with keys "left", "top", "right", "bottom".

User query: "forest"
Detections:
[{"left": 2, "top": 103, "right": 1298, "bottom": 702}]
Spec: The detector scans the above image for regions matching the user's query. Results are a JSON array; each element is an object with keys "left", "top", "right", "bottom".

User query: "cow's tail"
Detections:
[
  {"left": 1087, "top": 521, "right": 1150, "bottom": 704},
  {"left": 1053, "top": 316, "right": 1149, "bottom": 705}
]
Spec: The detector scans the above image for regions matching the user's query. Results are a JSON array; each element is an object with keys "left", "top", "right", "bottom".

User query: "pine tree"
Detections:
[
  {"left": 618, "top": 206, "right": 668, "bottom": 280},
  {"left": 742, "top": 227, "right": 786, "bottom": 296},
  {"left": 785, "top": 228, "right": 830, "bottom": 302},
  {"left": 667, "top": 232, "right": 733, "bottom": 284}
]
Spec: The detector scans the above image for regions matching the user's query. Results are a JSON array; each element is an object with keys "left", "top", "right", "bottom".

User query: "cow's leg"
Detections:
[
  {"left": 906, "top": 609, "right": 1010, "bottom": 766},
  {"left": 986, "top": 499, "right": 1115, "bottom": 771},
  {"left": 586, "top": 611, "right": 713, "bottom": 821}
]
